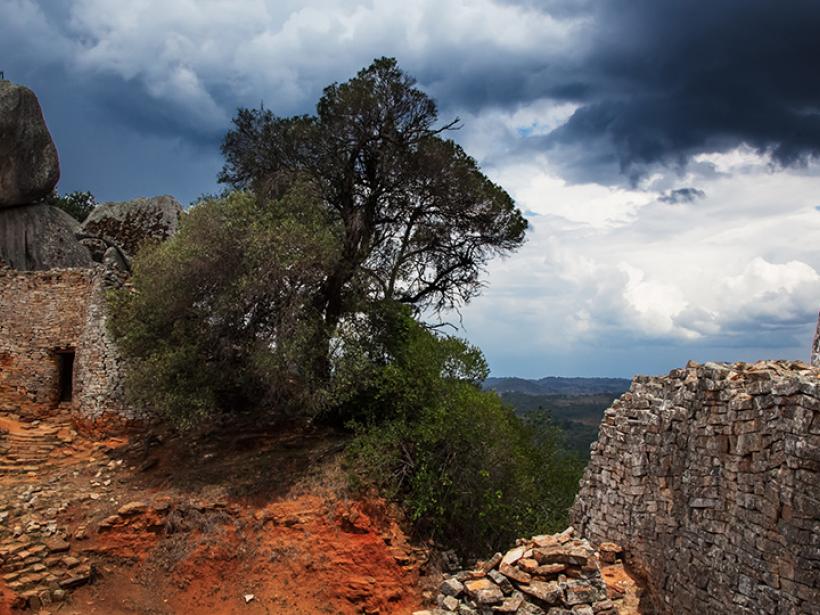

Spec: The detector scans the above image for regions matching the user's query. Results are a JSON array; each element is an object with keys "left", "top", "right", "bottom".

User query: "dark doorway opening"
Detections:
[{"left": 57, "top": 350, "right": 75, "bottom": 403}]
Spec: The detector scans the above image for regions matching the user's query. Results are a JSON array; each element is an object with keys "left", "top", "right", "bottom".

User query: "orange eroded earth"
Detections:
[
  {"left": 0, "top": 412, "right": 426, "bottom": 614},
  {"left": 1, "top": 410, "right": 646, "bottom": 615},
  {"left": 60, "top": 495, "right": 423, "bottom": 615}
]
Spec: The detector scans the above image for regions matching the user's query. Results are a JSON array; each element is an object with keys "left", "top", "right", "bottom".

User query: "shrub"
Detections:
[
  {"left": 345, "top": 315, "right": 584, "bottom": 557},
  {"left": 325, "top": 302, "right": 488, "bottom": 426},
  {"left": 108, "top": 189, "right": 340, "bottom": 427}
]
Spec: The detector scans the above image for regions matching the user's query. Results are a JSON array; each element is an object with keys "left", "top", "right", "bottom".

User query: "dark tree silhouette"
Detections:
[{"left": 220, "top": 58, "right": 527, "bottom": 347}]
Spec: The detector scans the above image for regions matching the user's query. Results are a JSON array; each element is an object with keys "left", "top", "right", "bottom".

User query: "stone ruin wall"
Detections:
[
  {"left": 0, "top": 266, "right": 131, "bottom": 420},
  {"left": 571, "top": 361, "right": 820, "bottom": 615}
]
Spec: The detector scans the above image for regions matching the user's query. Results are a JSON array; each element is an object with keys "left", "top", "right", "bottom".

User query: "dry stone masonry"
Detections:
[
  {"left": 571, "top": 360, "right": 820, "bottom": 615},
  {"left": 0, "top": 265, "right": 131, "bottom": 421},
  {"left": 0, "top": 420, "right": 95, "bottom": 610},
  {"left": 420, "top": 528, "right": 619, "bottom": 615}
]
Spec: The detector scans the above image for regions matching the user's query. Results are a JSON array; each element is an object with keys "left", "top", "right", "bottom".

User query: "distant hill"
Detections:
[
  {"left": 484, "top": 376, "right": 631, "bottom": 396},
  {"left": 483, "top": 376, "right": 631, "bottom": 458}
]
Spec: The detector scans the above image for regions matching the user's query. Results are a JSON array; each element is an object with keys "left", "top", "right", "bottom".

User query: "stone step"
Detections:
[
  {"left": 5, "top": 446, "right": 58, "bottom": 453},
  {"left": 4, "top": 440, "right": 57, "bottom": 447},
  {"left": 4, "top": 450, "right": 55, "bottom": 457},
  {"left": 5, "top": 430, "right": 56, "bottom": 436},
  {"left": 0, "top": 465, "right": 40, "bottom": 474}
]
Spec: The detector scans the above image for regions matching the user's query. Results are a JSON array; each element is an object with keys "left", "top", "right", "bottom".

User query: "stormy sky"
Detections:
[{"left": 3, "top": 0, "right": 820, "bottom": 377}]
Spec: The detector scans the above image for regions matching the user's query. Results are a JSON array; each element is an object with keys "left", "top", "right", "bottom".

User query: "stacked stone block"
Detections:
[{"left": 571, "top": 360, "right": 820, "bottom": 615}]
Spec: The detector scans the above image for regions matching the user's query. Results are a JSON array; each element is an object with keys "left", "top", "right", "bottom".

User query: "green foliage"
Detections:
[
  {"left": 42, "top": 190, "right": 97, "bottom": 222},
  {"left": 327, "top": 302, "right": 488, "bottom": 426},
  {"left": 108, "top": 189, "right": 342, "bottom": 427},
  {"left": 346, "top": 314, "right": 584, "bottom": 557}
]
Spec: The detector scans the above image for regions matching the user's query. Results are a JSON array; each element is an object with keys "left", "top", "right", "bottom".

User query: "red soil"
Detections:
[
  {"left": 60, "top": 495, "right": 422, "bottom": 615},
  {"left": 1, "top": 412, "right": 640, "bottom": 614}
]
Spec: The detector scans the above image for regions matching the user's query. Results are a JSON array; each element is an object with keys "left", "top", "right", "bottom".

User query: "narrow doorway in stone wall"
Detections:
[{"left": 56, "top": 349, "right": 75, "bottom": 403}]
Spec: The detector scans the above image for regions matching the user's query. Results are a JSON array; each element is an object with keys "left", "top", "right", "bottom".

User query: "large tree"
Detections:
[{"left": 220, "top": 58, "right": 527, "bottom": 339}]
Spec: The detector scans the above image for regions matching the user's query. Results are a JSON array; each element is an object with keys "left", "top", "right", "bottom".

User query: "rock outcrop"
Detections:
[
  {"left": 0, "top": 80, "right": 92, "bottom": 271},
  {"left": 0, "top": 204, "right": 93, "bottom": 270},
  {"left": 82, "top": 195, "right": 184, "bottom": 257},
  {"left": 571, "top": 360, "right": 820, "bottom": 615},
  {"left": 0, "top": 81, "right": 60, "bottom": 207}
]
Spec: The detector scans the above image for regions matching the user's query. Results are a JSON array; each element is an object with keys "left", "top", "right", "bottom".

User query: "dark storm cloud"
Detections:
[
  {"left": 3, "top": 0, "right": 819, "bottom": 196},
  {"left": 658, "top": 188, "right": 706, "bottom": 205},
  {"left": 423, "top": 1, "right": 820, "bottom": 184},
  {"left": 0, "top": 13, "right": 221, "bottom": 203},
  {"left": 531, "top": 0, "right": 820, "bottom": 182}
]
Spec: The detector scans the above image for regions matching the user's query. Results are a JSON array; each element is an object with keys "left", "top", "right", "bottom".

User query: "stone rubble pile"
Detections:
[
  {"left": 572, "top": 360, "right": 820, "bottom": 615},
  {"left": 418, "top": 528, "right": 619, "bottom": 615}
]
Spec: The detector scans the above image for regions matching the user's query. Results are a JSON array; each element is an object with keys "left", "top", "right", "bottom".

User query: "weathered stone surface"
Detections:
[
  {"left": 519, "top": 580, "right": 562, "bottom": 604},
  {"left": 499, "top": 561, "right": 531, "bottom": 584},
  {"left": 117, "top": 501, "right": 149, "bottom": 516},
  {"left": 440, "top": 577, "right": 464, "bottom": 597},
  {"left": 811, "top": 311, "right": 820, "bottom": 367},
  {"left": 102, "top": 246, "right": 129, "bottom": 272},
  {"left": 572, "top": 360, "right": 820, "bottom": 615},
  {"left": 479, "top": 551, "right": 502, "bottom": 573},
  {"left": 0, "top": 204, "right": 92, "bottom": 270},
  {"left": 0, "top": 81, "right": 59, "bottom": 207},
  {"left": 500, "top": 545, "right": 526, "bottom": 566},
  {"left": 596, "top": 543, "right": 622, "bottom": 565},
  {"left": 441, "top": 594, "right": 459, "bottom": 611},
  {"left": 487, "top": 568, "right": 513, "bottom": 594},
  {"left": 82, "top": 195, "right": 183, "bottom": 256},
  {"left": 493, "top": 591, "right": 524, "bottom": 612}
]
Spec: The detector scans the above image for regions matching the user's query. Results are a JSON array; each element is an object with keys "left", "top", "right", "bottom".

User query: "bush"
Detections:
[
  {"left": 345, "top": 315, "right": 584, "bottom": 557},
  {"left": 108, "top": 189, "right": 341, "bottom": 427},
  {"left": 325, "top": 302, "right": 488, "bottom": 427}
]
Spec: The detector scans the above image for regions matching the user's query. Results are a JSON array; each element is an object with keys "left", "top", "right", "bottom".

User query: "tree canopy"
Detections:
[{"left": 220, "top": 57, "right": 527, "bottom": 334}]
